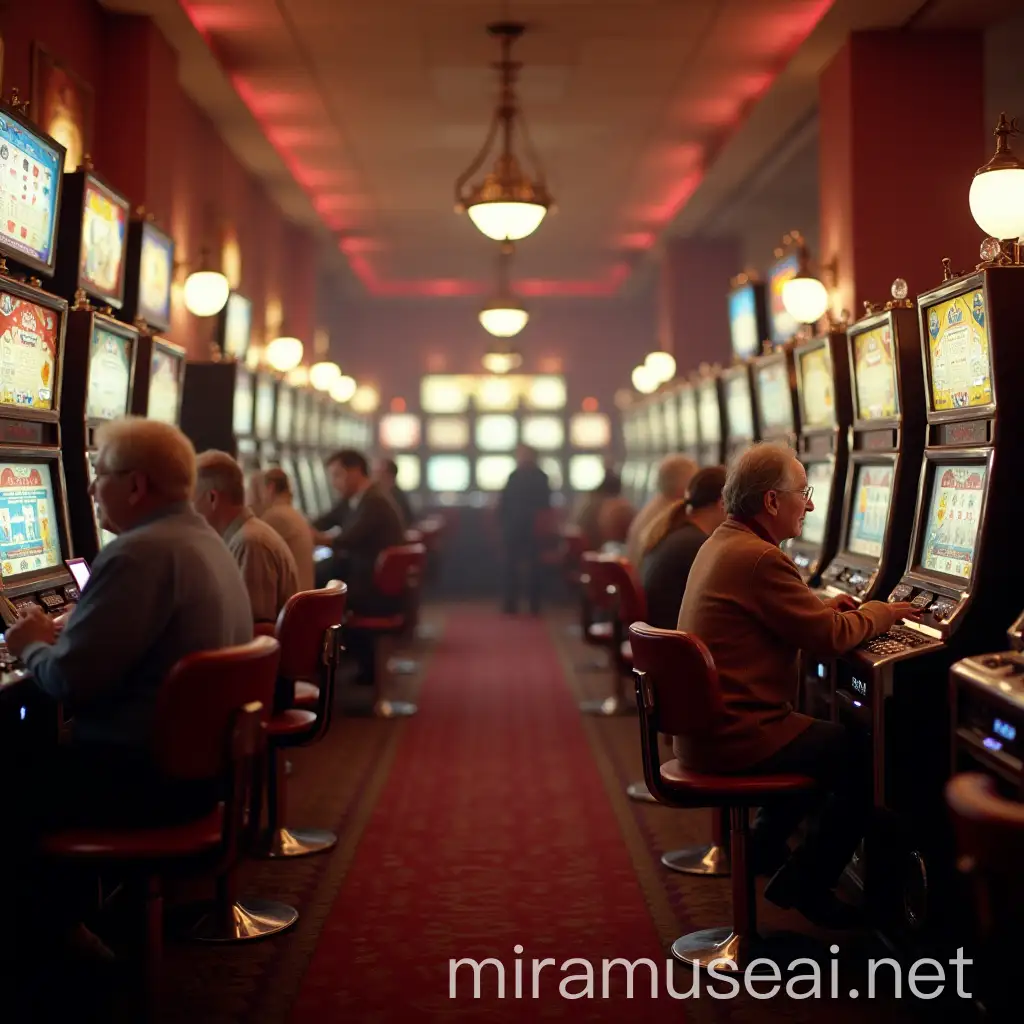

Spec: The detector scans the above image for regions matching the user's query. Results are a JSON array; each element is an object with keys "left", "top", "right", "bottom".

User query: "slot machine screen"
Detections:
[
  {"left": 525, "top": 376, "right": 566, "bottom": 410},
  {"left": 276, "top": 387, "right": 294, "bottom": 443},
  {"left": 570, "top": 413, "right": 610, "bottom": 449},
  {"left": 569, "top": 454, "right": 604, "bottom": 492},
  {"left": 924, "top": 287, "right": 993, "bottom": 411},
  {"left": 475, "top": 414, "right": 517, "bottom": 452},
  {"left": 755, "top": 360, "right": 794, "bottom": 431},
  {"left": 540, "top": 457, "right": 563, "bottom": 490},
  {"left": 728, "top": 283, "right": 761, "bottom": 359},
  {"left": 85, "top": 322, "right": 133, "bottom": 421},
  {"left": 254, "top": 376, "right": 275, "bottom": 439},
  {"left": 476, "top": 455, "right": 515, "bottom": 491},
  {"left": 395, "top": 454, "right": 420, "bottom": 491},
  {"left": 797, "top": 345, "right": 835, "bottom": 428},
  {"left": 521, "top": 415, "right": 564, "bottom": 451},
  {"left": 294, "top": 391, "right": 308, "bottom": 442},
  {"left": 679, "top": 388, "right": 699, "bottom": 448},
  {"left": 725, "top": 373, "right": 754, "bottom": 439},
  {"left": 86, "top": 453, "right": 117, "bottom": 548},
  {"left": 0, "top": 461, "right": 63, "bottom": 579},
  {"left": 663, "top": 394, "right": 679, "bottom": 449},
  {"left": 232, "top": 370, "right": 253, "bottom": 436},
  {"left": 0, "top": 110, "right": 64, "bottom": 276},
  {"left": 919, "top": 463, "right": 986, "bottom": 581},
  {"left": 222, "top": 292, "right": 253, "bottom": 361},
  {"left": 427, "top": 416, "right": 470, "bottom": 450},
  {"left": 847, "top": 463, "right": 894, "bottom": 559},
  {"left": 313, "top": 460, "right": 333, "bottom": 513},
  {"left": 798, "top": 461, "right": 834, "bottom": 546},
  {"left": 297, "top": 458, "right": 318, "bottom": 515},
  {"left": 648, "top": 404, "right": 664, "bottom": 448},
  {"left": 279, "top": 454, "right": 299, "bottom": 493},
  {"left": 146, "top": 343, "right": 183, "bottom": 424},
  {"left": 0, "top": 290, "right": 58, "bottom": 410},
  {"left": 852, "top": 324, "right": 899, "bottom": 421},
  {"left": 136, "top": 222, "right": 173, "bottom": 332},
  {"left": 427, "top": 454, "right": 470, "bottom": 493},
  {"left": 768, "top": 251, "right": 800, "bottom": 344},
  {"left": 698, "top": 382, "right": 720, "bottom": 443},
  {"left": 421, "top": 376, "right": 469, "bottom": 414},
  {"left": 79, "top": 175, "right": 129, "bottom": 308},
  {"left": 380, "top": 413, "right": 421, "bottom": 450},
  {"left": 475, "top": 377, "right": 518, "bottom": 412}
]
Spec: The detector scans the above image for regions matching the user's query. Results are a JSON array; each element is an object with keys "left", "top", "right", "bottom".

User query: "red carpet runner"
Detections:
[{"left": 289, "top": 609, "right": 686, "bottom": 1021}]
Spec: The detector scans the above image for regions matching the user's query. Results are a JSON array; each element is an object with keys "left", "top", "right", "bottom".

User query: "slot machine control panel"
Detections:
[
  {"left": 821, "top": 562, "right": 878, "bottom": 599},
  {"left": 0, "top": 584, "right": 80, "bottom": 682},
  {"left": 856, "top": 582, "right": 959, "bottom": 657}
]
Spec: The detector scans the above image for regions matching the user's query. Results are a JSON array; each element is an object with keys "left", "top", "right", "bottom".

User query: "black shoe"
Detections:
[{"left": 764, "top": 866, "right": 863, "bottom": 929}]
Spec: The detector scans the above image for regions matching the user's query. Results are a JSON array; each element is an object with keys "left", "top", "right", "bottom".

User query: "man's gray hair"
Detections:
[
  {"left": 195, "top": 450, "right": 245, "bottom": 505},
  {"left": 94, "top": 417, "right": 196, "bottom": 501},
  {"left": 657, "top": 454, "right": 697, "bottom": 499},
  {"left": 722, "top": 442, "right": 797, "bottom": 518}
]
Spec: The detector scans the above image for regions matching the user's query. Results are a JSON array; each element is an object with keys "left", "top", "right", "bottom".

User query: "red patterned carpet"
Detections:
[{"left": 288, "top": 608, "right": 687, "bottom": 1020}]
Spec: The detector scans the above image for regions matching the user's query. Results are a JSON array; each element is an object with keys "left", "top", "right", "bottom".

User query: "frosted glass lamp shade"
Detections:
[
  {"left": 183, "top": 270, "right": 229, "bottom": 317},
  {"left": 781, "top": 276, "right": 829, "bottom": 325},
  {"left": 969, "top": 167, "right": 1024, "bottom": 239},
  {"left": 265, "top": 336, "right": 304, "bottom": 372},
  {"left": 468, "top": 201, "right": 547, "bottom": 242}
]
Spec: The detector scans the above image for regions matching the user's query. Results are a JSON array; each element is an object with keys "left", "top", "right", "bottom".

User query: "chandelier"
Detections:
[
  {"left": 454, "top": 22, "right": 553, "bottom": 242},
  {"left": 479, "top": 241, "right": 528, "bottom": 337}
]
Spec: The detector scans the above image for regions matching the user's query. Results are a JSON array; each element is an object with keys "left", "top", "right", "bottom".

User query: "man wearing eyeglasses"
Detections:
[{"left": 675, "top": 442, "right": 918, "bottom": 929}]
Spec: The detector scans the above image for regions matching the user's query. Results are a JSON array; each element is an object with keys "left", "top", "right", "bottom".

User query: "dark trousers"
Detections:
[
  {"left": 746, "top": 720, "right": 872, "bottom": 891},
  {"left": 503, "top": 536, "right": 541, "bottom": 613}
]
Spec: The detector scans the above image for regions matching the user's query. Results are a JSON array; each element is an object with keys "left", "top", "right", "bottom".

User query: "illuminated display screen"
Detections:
[
  {"left": 569, "top": 454, "right": 604, "bottom": 491},
  {"left": 679, "top": 388, "right": 698, "bottom": 447},
  {"left": 725, "top": 373, "right": 754, "bottom": 439},
  {"left": 475, "top": 377, "right": 518, "bottom": 412},
  {"left": 755, "top": 360, "right": 794, "bottom": 431},
  {"left": 698, "top": 382, "right": 720, "bottom": 443},
  {"left": 426, "top": 416, "right": 469, "bottom": 450},
  {"left": 0, "top": 291, "right": 58, "bottom": 410},
  {"left": 294, "top": 392, "right": 307, "bottom": 441},
  {"left": 798, "top": 461, "right": 834, "bottom": 546},
  {"left": 137, "top": 222, "right": 173, "bottom": 330},
  {"left": 427, "top": 454, "right": 470, "bottom": 492},
  {"left": 847, "top": 463, "right": 894, "bottom": 559},
  {"left": 380, "top": 413, "right": 421, "bottom": 450},
  {"left": 476, "top": 455, "right": 515, "bottom": 490},
  {"left": 475, "top": 414, "right": 517, "bottom": 451},
  {"left": 313, "top": 460, "right": 332, "bottom": 512},
  {"left": 798, "top": 345, "right": 834, "bottom": 428},
  {"left": 297, "top": 458, "right": 317, "bottom": 515},
  {"left": 663, "top": 395, "right": 678, "bottom": 448},
  {"left": 924, "top": 287, "right": 992, "bottom": 411},
  {"left": 146, "top": 344, "right": 183, "bottom": 424},
  {"left": 852, "top": 324, "right": 899, "bottom": 421},
  {"left": 540, "top": 457, "right": 563, "bottom": 489},
  {"left": 729, "top": 284, "right": 761, "bottom": 359},
  {"left": 525, "top": 376, "right": 567, "bottom": 410},
  {"left": 521, "top": 415, "right": 564, "bottom": 451},
  {"left": 570, "top": 413, "right": 610, "bottom": 449},
  {"left": 0, "top": 461, "right": 62, "bottom": 578},
  {"left": 421, "top": 376, "right": 470, "bottom": 414},
  {"left": 232, "top": 370, "right": 253, "bottom": 436},
  {"left": 222, "top": 292, "right": 252, "bottom": 361},
  {"left": 85, "top": 322, "right": 132, "bottom": 421},
  {"left": 79, "top": 175, "right": 129, "bottom": 307},
  {"left": 254, "top": 376, "right": 275, "bottom": 439},
  {"left": 648, "top": 404, "right": 664, "bottom": 444},
  {"left": 768, "top": 251, "right": 799, "bottom": 344},
  {"left": 276, "top": 387, "right": 294, "bottom": 442},
  {"left": 395, "top": 454, "right": 420, "bottom": 491},
  {"left": 0, "top": 112, "right": 63, "bottom": 274},
  {"left": 920, "top": 463, "right": 986, "bottom": 580}
]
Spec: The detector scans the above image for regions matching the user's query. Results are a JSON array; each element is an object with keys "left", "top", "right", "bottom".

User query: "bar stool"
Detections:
[
  {"left": 347, "top": 543, "right": 426, "bottom": 717},
  {"left": 263, "top": 581, "right": 347, "bottom": 858},
  {"left": 38, "top": 636, "right": 295, "bottom": 1004},
  {"left": 629, "top": 622, "right": 816, "bottom": 970},
  {"left": 415, "top": 515, "right": 446, "bottom": 642}
]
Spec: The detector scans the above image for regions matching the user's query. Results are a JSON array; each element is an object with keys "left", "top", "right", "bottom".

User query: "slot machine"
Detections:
[
  {"left": 50, "top": 162, "right": 140, "bottom": 564},
  {"left": 721, "top": 273, "right": 768, "bottom": 464},
  {"left": 379, "top": 408, "right": 424, "bottom": 506},
  {"left": 272, "top": 380, "right": 300, "bottom": 501},
  {"left": 783, "top": 326, "right": 852, "bottom": 585},
  {"left": 694, "top": 366, "right": 725, "bottom": 467},
  {"left": 832, "top": 254, "right": 1024, "bottom": 946},
  {"left": 677, "top": 379, "right": 700, "bottom": 465}
]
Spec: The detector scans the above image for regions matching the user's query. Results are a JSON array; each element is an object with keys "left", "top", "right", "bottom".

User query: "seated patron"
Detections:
[
  {"left": 576, "top": 472, "right": 634, "bottom": 552},
  {"left": 640, "top": 465, "right": 726, "bottom": 629},
  {"left": 194, "top": 451, "right": 300, "bottom": 626},
  {"left": 676, "top": 443, "right": 917, "bottom": 926},
  {"left": 374, "top": 457, "right": 414, "bottom": 528},
  {"left": 260, "top": 467, "right": 315, "bottom": 592},
  {"left": 626, "top": 454, "right": 697, "bottom": 569}
]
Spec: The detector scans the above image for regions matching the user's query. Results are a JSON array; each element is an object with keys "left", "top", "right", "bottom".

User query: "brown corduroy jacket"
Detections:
[{"left": 675, "top": 517, "right": 894, "bottom": 772}]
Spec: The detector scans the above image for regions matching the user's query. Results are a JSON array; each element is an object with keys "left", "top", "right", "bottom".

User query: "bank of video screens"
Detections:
[
  {"left": 147, "top": 344, "right": 183, "bottom": 424},
  {"left": 421, "top": 376, "right": 469, "bottom": 414},
  {"left": 222, "top": 292, "right": 253, "bottom": 361},
  {"left": 698, "top": 382, "right": 720, "bottom": 443},
  {"left": 426, "top": 416, "right": 469, "bottom": 450},
  {"left": 847, "top": 463, "right": 894, "bottom": 559},
  {"left": 232, "top": 371, "right": 254, "bottom": 436},
  {"left": 570, "top": 413, "right": 610, "bottom": 449},
  {"left": 85, "top": 321, "right": 133, "bottom": 421},
  {"left": 0, "top": 461, "right": 63, "bottom": 578},
  {"left": 254, "top": 376, "right": 275, "bottom": 439},
  {"left": 476, "top": 455, "right": 515, "bottom": 491},
  {"left": 427, "top": 454, "right": 470, "bottom": 493},
  {"left": 276, "top": 387, "right": 294, "bottom": 442},
  {"left": 798, "top": 345, "right": 835, "bottom": 429},
  {"left": 798, "top": 460, "right": 834, "bottom": 546},
  {"left": 679, "top": 388, "right": 699, "bottom": 447},
  {"left": 569, "top": 454, "right": 604, "bottom": 492},
  {"left": 395, "top": 454, "right": 421, "bottom": 492},
  {"left": 475, "top": 414, "right": 517, "bottom": 452},
  {"left": 924, "top": 287, "right": 993, "bottom": 412},
  {"left": 0, "top": 290, "right": 59, "bottom": 411},
  {"left": 525, "top": 376, "right": 567, "bottom": 411},
  {"left": 755, "top": 359, "right": 794, "bottom": 432},
  {"left": 521, "top": 415, "right": 564, "bottom": 451},
  {"left": 379, "top": 413, "right": 421, "bottom": 450},
  {"left": 852, "top": 324, "right": 899, "bottom": 421},
  {"left": 729, "top": 283, "right": 762, "bottom": 360},
  {"left": 919, "top": 463, "right": 986, "bottom": 581},
  {"left": 725, "top": 373, "right": 754, "bottom": 439},
  {"left": 79, "top": 175, "right": 129, "bottom": 308}
]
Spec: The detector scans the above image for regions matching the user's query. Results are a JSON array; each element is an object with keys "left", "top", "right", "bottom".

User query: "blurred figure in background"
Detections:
[
  {"left": 498, "top": 444, "right": 551, "bottom": 614},
  {"left": 375, "top": 457, "right": 414, "bottom": 528},
  {"left": 575, "top": 471, "right": 633, "bottom": 552},
  {"left": 261, "top": 467, "right": 315, "bottom": 592},
  {"left": 625, "top": 454, "right": 697, "bottom": 569},
  {"left": 639, "top": 465, "right": 727, "bottom": 629},
  {"left": 246, "top": 469, "right": 269, "bottom": 516}
]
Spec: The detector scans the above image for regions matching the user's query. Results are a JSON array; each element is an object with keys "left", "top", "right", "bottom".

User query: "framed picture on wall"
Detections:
[{"left": 31, "top": 42, "right": 93, "bottom": 173}]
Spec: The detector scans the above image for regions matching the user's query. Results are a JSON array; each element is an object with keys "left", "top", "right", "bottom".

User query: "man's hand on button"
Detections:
[{"left": 6, "top": 604, "right": 57, "bottom": 657}]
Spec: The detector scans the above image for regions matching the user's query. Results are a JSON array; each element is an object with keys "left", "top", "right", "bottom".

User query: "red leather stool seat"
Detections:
[
  {"left": 293, "top": 681, "right": 319, "bottom": 708},
  {"left": 40, "top": 806, "right": 224, "bottom": 860},
  {"left": 660, "top": 760, "right": 814, "bottom": 802},
  {"left": 268, "top": 709, "right": 317, "bottom": 737}
]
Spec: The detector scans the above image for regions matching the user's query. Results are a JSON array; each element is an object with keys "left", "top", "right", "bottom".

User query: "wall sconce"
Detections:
[
  {"left": 265, "top": 335, "right": 304, "bottom": 372},
  {"left": 331, "top": 375, "right": 357, "bottom": 403},
  {"left": 631, "top": 364, "right": 659, "bottom": 394},
  {"left": 310, "top": 361, "right": 342, "bottom": 391},
  {"left": 970, "top": 112, "right": 1024, "bottom": 266},
  {"left": 351, "top": 384, "right": 381, "bottom": 414},
  {"left": 780, "top": 232, "right": 834, "bottom": 325},
  {"left": 644, "top": 350, "right": 676, "bottom": 384},
  {"left": 182, "top": 247, "right": 229, "bottom": 317}
]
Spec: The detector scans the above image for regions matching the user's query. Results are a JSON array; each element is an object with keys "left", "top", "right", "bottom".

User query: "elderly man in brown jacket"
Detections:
[{"left": 678, "top": 442, "right": 917, "bottom": 927}]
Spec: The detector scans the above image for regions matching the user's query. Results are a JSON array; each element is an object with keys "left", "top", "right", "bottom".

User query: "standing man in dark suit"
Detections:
[{"left": 498, "top": 444, "right": 551, "bottom": 614}]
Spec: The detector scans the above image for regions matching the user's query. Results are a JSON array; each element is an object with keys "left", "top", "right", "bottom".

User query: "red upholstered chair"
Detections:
[
  {"left": 347, "top": 543, "right": 426, "bottom": 717},
  {"left": 38, "top": 636, "right": 296, "bottom": 1003},
  {"left": 263, "top": 581, "right": 347, "bottom": 858},
  {"left": 629, "top": 622, "right": 817, "bottom": 970},
  {"left": 579, "top": 554, "right": 645, "bottom": 717}
]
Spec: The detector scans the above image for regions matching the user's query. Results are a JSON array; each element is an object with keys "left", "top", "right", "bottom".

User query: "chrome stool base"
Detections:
[
  {"left": 189, "top": 898, "right": 298, "bottom": 943},
  {"left": 580, "top": 695, "right": 635, "bottom": 717},
  {"left": 626, "top": 781, "right": 659, "bottom": 803},
  {"left": 375, "top": 699, "right": 418, "bottom": 718},
  {"left": 266, "top": 827, "right": 337, "bottom": 859},
  {"left": 671, "top": 928, "right": 824, "bottom": 972},
  {"left": 661, "top": 843, "right": 730, "bottom": 877}
]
